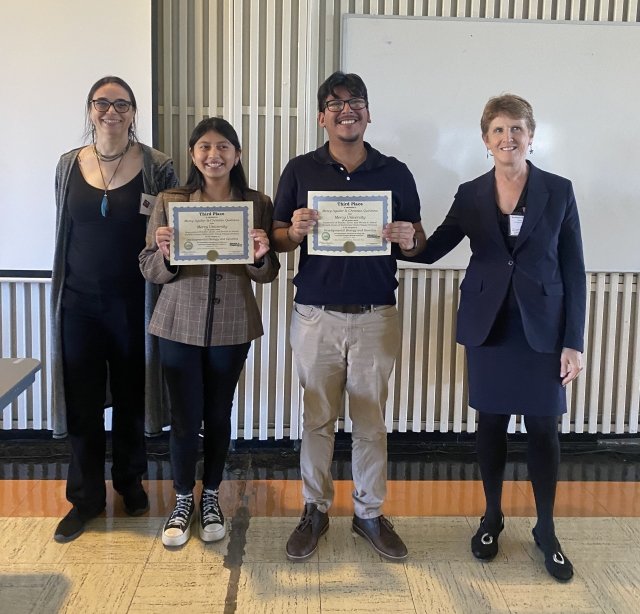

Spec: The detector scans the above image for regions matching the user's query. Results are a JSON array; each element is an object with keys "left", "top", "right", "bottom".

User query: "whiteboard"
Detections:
[
  {"left": 0, "top": 0, "right": 152, "bottom": 272},
  {"left": 343, "top": 16, "right": 640, "bottom": 272}
]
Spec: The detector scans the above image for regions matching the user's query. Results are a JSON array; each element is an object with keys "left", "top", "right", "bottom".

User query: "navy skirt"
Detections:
[{"left": 466, "top": 287, "right": 566, "bottom": 416}]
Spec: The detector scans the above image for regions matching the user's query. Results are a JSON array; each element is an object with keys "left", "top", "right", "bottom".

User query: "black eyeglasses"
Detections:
[
  {"left": 90, "top": 98, "right": 133, "bottom": 113},
  {"left": 323, "top": 97, "right": 368, "bottom": 112}
]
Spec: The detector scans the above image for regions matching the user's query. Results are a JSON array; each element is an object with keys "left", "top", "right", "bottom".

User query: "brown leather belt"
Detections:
[{"left": 319, "top": 304, "right": 385, "bottom": 314}]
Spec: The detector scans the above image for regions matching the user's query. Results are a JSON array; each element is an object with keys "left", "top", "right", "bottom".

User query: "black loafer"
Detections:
[
  {"left": 471, "top": 515, "right": 504, "bottom": 560},
  {"left": 532, "top": 528, "right": 574, "bottom": 582},
  {"left": 54, "top": 508, "right": 85, "bottom": 543},
  {"left": 54, "top": 506, "right": 103, "bottom": 543}
]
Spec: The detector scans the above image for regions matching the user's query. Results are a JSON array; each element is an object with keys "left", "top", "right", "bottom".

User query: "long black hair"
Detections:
[{"left": 181, "top": 117, "right": 249, "bottom": 197}]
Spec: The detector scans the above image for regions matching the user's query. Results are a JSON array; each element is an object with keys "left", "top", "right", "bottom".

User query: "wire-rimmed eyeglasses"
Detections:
[
  {"left": 323, "top": 97, "right": 368, "bottom": 112},
  {"left": 90, "top": 98, "right": 133, "bottom": 113}
]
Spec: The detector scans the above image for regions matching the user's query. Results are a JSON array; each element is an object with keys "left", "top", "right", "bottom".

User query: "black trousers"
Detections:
[
  {"left": 159, "top": 337, "right": 250, "bottom": 495},
  {"left": 62, "top": 288, "right": 147, "bottom": 516}
]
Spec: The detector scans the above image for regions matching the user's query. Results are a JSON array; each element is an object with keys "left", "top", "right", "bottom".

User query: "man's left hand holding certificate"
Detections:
[
  {"left": 307, "top": 191, "right": 391, "bottom": 256},
  {"left": 168, "top": 202, "right": 254, "bottom": 265}
]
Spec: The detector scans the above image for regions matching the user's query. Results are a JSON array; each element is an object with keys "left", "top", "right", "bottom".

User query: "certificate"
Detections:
[
  {"left": 307, "top": 191, "right": 391, "bottom": 256},
  {"left": 168, "top": 201, "right": 254, "bottom": 265}
]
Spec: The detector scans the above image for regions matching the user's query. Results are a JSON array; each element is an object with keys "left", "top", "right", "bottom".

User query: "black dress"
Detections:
[{"left": 465, "top": 189, "right": 566, "bottom": 416}]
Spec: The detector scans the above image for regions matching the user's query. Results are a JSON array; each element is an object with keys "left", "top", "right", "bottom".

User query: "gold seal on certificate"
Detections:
[
  {"left": 168, "top": 201, "right": 254, "bottom": 265},
  {"left": 307, "top": 191, "right": 392, "bottom": 256}
]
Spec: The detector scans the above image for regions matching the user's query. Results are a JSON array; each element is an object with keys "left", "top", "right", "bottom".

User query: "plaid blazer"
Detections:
[{"left": 139, "top": 188, "right": 279, "bottom": 346}]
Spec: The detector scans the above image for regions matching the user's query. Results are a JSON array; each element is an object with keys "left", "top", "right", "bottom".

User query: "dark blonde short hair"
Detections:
[{"left": 480, "top": 94, "right": 536, "bottom": 136}]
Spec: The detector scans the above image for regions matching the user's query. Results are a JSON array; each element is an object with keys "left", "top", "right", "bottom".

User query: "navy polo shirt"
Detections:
[{"left": 273, "top": 142, "right": 421, "bottom": 305}]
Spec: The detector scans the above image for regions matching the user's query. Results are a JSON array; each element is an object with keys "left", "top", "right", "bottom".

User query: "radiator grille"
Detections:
[{"left": 2, "top": 272, "right": 638, "bottom": 436}]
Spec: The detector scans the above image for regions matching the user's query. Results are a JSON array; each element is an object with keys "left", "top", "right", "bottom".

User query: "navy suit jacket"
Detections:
[{"left": 412, "top": 163, "right": 586, "bottom": 353}]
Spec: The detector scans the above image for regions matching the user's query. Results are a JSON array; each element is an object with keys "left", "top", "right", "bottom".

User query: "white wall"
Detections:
[{"left": 0, "top": 1, "right": 152, "bottom": 271}]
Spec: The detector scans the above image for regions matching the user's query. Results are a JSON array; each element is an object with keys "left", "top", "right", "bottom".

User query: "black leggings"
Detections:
[{"left": 476, "top": 411, "right": 560, "bottom": 540}]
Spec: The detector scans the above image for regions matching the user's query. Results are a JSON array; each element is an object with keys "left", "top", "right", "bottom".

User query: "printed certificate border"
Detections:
[
  {"left": 308, "top": 192, "right": 391, "bottom": 255},
  {"left": 169, "top": 201, "right": 253, "bottom": 264}
]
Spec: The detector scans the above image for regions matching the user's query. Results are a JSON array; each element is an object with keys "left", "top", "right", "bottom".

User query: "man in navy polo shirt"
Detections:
[{"left": 271, "top": 71, "right": 425, "bottom": 562}]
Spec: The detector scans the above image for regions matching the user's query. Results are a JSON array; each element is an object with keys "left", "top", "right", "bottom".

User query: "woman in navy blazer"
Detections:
[{"left": 412, "top": 95, "right": 585, "bottom": 581}]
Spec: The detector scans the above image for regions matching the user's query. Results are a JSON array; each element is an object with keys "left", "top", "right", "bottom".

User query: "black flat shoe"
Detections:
[
  {"left": 471, "top": 515, "right": 504, "bottom": 560},
  {"left": 54, "top": 508, "right": 86, "bottom": 543},
  {"left": 532, "top": 528, "right": 574, "bottom": 582},
  {"left": 122, "top": 484, "right": 150, "bottom": 516},
  {"left": 53, "top": 506, "right": 103, "bottom": 543}
]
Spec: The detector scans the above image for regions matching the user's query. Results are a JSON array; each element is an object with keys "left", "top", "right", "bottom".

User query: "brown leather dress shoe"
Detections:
[
  {"left": 285, "top": 503, "right": 329, "bottom": 561},
  {"left": 352, "top": 514, "right": 408, "bottom": 561}
]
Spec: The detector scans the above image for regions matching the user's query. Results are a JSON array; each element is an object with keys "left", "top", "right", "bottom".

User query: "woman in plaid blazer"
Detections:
[{"left": 140, "top": 117, "right": 279, "bottom": 547}]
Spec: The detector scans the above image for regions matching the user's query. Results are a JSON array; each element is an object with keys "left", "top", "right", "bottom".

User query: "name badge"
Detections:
[
  {"left": 140, "top": 193, "right": 156, "bottom": 216},
  {"left": 509, "top": 214, "right": 524, "bottom": 237}
]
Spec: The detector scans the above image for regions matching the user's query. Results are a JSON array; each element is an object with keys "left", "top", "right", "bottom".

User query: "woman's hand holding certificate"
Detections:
[
  {"left": 156, "top": 225, "right": 173, "bottom": 260},
  {"left": 168, "top": 201, "right": 254, "bottom": 265},
  {"left": 251, "top": 228, "right": 270, "bottom": 261}
]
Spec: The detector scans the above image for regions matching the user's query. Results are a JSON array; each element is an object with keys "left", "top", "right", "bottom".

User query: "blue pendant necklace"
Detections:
[{"left": 94, "top": 146, "right": 126, "bottom": 217}]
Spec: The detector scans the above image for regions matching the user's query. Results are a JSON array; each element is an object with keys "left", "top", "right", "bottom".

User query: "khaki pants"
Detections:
[{"left": 290, "top": 303, "right": 401, "bottom": 519}]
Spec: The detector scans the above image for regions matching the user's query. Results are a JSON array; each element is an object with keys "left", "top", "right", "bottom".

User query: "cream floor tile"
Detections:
[
  {"left": 234, "top": 563, "right": 321, "bottom": 614},
  {"left": 318, "top": 517, "right": 383, "bottom": 563},
  {"left": 0, "top": 562, "right": 145, "bottom": 614},
  {"left": 404, "top": 561, "right": 511, "bottom": 614},
  {"left": 128, "top": 562, "right": 230, "bottom": 613},
  {"left": 580, "top": 560, "right": 640, "bottom": 614},
  {"left": 489, "top": 562, "right": 604, "bottom": 613},
  {"left": 62, "top": 518, "right": 162, "bottom": 564},
  {"left": 0, "top": 564, "right": 70, "bottom": 614},
  {"left": 613, "top": 517, "right": 640, "bottom": 541},
  {"left": 0, "top": 517, "right": 68, "bottom": 564},
  {"left": 318, "top": 562, "right": 415, "bottom": 613},
  {"left": 542, "top": 517, "right": 640, "bottom": 564},
  {"left": 494, "top": 516, "right": 548, "bottom": 562},
  {"left": 243, "top": 517, "right": 301, "bottom": 563},
  {"left": 386, "top": 516, "right": 472, "bottom": 562},
  {"left": 59, "top": 563, "right": 144, "bottom": 613}
]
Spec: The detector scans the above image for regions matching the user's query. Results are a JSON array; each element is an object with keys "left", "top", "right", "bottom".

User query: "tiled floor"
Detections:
[{"left": 1, "top": 478, "right": 640, "bottom": 613}]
